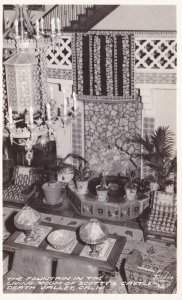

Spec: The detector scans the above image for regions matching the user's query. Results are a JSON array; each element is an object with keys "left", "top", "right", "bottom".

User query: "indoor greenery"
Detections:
[
  {"left": 73, "top": 160, "right": 92, "bottom": 182},
  {"left": 125, "top": 168, "right": 140, "bottom": 189},
  {"left": 132, "top": 126, "right": 177, "bottom": 192},
  {"left": 33, "top": 140, "right": 86, "bottom": 183}
]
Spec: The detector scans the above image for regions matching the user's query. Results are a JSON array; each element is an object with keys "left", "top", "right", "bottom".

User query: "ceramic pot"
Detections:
[
  {"left": 76, "top": 179, "right": 89, "bottom": 195},
  {"left": 165, "top": 184, "right": 174, "bottom": 193},
  {"left": 125, "top": 184, "right": 137, "bottom": 201},
  {"left": 42, "top": 181, "right": 63, "bottom": 205},
  {"left": 150, "top": 182, "right": 159, "bottom": 191},
  {"left": 96, "top": 185, "right": 108, "bottom": 202}
]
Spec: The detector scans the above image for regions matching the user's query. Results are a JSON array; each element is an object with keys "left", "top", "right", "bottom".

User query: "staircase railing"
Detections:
[{"left": 41, "top": 4, "right": 94, "bottom": 30}]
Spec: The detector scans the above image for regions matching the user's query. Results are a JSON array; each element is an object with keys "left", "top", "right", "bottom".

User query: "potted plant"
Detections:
[
  {"left": 95, "top": 172, "right": 109, "bottom": 202},
  {"left": 73, "top": 160, "right": 93, "bottom": 195},
  {"left": 33, "top": 141, "right": 86, "bottom": 205},
  {"left": 124, "top": 168, "right": 140, "bottom": 201},
  {"left": 132, "top": 126, "right": 177, "bottom": 193}
]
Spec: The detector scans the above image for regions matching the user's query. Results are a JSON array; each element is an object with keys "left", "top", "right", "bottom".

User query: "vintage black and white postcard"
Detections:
[{"left": 1, "top": 0, "right": 181, "bottom": 299}]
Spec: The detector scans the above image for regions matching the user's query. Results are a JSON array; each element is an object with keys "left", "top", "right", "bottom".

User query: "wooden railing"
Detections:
[{"left": 41, "top": 4, "right": 94, "bottom": 30}]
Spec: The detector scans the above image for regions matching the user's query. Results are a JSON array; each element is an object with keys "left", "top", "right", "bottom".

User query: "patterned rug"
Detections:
[
  {"left": 72, "top": 31, "right": 135, "bottom": 101},
  {"left": 3, "top": 207, "right": 176, "bottom": 293},
  {"left": 110, "top": 240, "right": 176, "bottom": 294}
]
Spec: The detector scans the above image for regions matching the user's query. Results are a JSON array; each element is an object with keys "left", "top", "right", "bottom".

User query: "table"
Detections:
[{"left": 3, "top": 221, "right": 126, "bottom": 274}]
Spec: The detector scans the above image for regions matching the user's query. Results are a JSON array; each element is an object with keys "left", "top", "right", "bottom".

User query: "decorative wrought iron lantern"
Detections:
[
  {"left": 3, "top": 4, "right": 79, "bottom": 165},
  {"left": 4, "top": 49, "right": 40, "bottom": 114}
]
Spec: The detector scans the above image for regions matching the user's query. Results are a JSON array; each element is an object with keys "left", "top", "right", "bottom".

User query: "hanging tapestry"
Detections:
[{"left": 72, "top": 31, "right": 135, "bottom": 101}]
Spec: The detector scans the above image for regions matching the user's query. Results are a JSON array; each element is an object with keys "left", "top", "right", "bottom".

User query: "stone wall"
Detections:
[{"left": 84, "top": 100, "right": 143, "bottom": 166}]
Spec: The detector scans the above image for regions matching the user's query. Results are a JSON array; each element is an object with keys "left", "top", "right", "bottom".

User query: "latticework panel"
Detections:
[
  {"left": 135, "top": 38, "right": 176, "bottom": 71},
  {"left": 46, "top": 37, "right": 72, "bottom": 69}
]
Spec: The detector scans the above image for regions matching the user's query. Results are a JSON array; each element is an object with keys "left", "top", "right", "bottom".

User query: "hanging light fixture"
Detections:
[
  {"left": 4, "top": 51, "right": 40, "bottom": 114},
  {"left": 3, "top": 5, "right": 78, "bottom": 165}
]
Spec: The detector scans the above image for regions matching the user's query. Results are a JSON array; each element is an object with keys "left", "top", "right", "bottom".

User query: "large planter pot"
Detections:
[
  {"left": 75, "top": 179, "right": 89, "bottom": 195},
  {"left": 125, "top": 184, "right": 137, "bottom": 201},
  {"left": 150, "top": 182, "right": 159, "bottom": 191},
  {"left": 42, "top": 181, "right": 63, "bottom": 206},
  {"left": 165, "top": 184, "right": 175, "bottom": 193},
  {"left": 96, "top": 185, "right": 108, "bottom": 202}
]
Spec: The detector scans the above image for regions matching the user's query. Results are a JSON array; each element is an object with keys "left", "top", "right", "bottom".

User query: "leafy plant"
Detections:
[
  {"left": 73, "top": 160, "right": 93, "bottom": 182},
  {"left": 89, "top": 144, "right": 131, "bottom": 177},
  {"left": 125, "top": 168, "right": 140, "bottom": 189},
  {"left": 132, "top": 126, "right": 177, "bottom": 191},
  {"left": 33, "top": 141, "right": 86, "bottom": 183},
  {"left": 135, "top": 177, "right": 151, "bottom": 194}
]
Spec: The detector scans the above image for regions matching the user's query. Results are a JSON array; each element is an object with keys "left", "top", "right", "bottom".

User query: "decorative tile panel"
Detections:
[
  {"left": 47, "top": 68, "right": 73, "bottom": 80},
  {"left": 135, "top": 38, "right": 176, "bottom": 71},
  {"left": 67, "top": 181, "right": 148, "bottom": 223},
  {"left": 143, "top": 117, "right": 155, "bottom": 137},
  {"left": 142, "top": 117, "right": 155, "bottom": 178},
  {"left": 36, "top": 48, "right": 49, "bottom": 115},
  {"left": 32, "top": 65, "right": 41, "bottom": 111},
  {"left": 135, "top": 72, "right": 176, "bottom": 85},
  {"left": 72, "top": 104, "right": 84, "bottom": 157}
]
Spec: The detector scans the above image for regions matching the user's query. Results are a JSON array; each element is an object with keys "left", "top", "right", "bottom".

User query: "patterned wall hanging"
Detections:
[{"left": 72, "top": 31, "right": 135, "bottom": 101}]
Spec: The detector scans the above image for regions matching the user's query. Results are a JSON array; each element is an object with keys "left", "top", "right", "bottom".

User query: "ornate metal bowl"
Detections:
[{"left": 47, "top": 229, "right": 75, "bottom": 250}]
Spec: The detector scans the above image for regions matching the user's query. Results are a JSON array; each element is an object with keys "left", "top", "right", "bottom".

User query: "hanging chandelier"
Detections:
[{"left": 3, "top": 5, "right": 78, "bottom": 165}]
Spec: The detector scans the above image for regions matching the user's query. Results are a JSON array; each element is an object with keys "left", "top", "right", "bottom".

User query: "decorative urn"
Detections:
[
  {"left": 14, "top": 205, "right": 41, "bottom": 242},
  {"left": 79, "top": 218, "right": 108, "bottom": 257}
]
